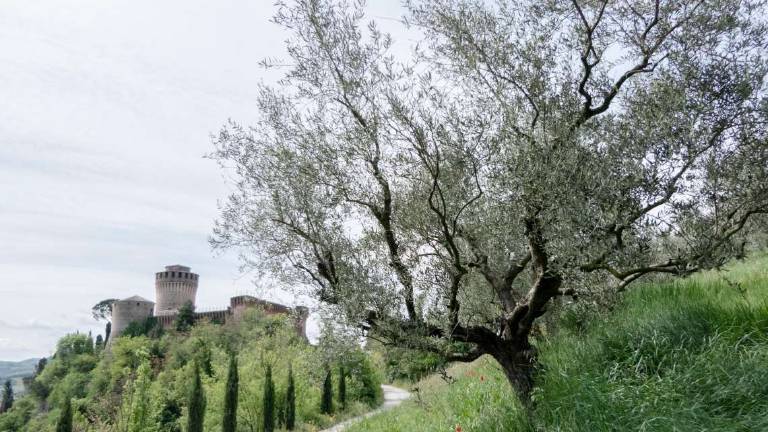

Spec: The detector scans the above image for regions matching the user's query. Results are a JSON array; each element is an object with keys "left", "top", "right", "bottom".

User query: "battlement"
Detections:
[
  {"left": 155, "top": 269, "right": 199, "bottom": 281},
  {"left": 155, "top": 265, "right": 199, "bottom": 315}
]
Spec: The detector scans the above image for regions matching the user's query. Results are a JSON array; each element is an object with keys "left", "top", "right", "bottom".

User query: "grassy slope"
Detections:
[{"left": 349, "top": 254, "right": 768, "bottom": 432}]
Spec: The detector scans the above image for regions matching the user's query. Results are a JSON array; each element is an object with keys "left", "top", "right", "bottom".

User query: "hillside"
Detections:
[
  {"left": 0, "top": 309, "right": 382, "bottom": 432},
  {"left": 0, "top": 359, "right": 38, "bottom": 396},
  {"left": 349, "top": 254, "right": 768, "bottom": 431},
  {"left": 0, "top": 359, "right": 37, "bottom": 382}
]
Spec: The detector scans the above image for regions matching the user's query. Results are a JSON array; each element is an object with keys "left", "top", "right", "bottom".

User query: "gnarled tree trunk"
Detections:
[{"left": 489, "top": 340, "right": 538, "bottom": 408}]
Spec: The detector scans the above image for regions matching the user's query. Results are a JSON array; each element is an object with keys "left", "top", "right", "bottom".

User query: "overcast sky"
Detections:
[{"left": 0, "top": 0, "right": 407, "bottom": 361}]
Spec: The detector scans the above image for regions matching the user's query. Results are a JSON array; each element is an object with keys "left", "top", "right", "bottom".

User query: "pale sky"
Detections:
[{"left": 0, "top": 0, "right": 407, "bottom": 361}]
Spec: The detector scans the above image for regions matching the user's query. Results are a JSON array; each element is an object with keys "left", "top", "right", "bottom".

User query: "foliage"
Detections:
[
  {"left": 0, "top": 307, "right": 381, "bottom": 432},
  {"left": 122, "top": 317, "right": 163, "bottom": 339},
  {"left": 338, "top": 366, "right": 346, "bottom": 410},
  {"left": 262, "top": 364, "right": 275, "bottom": 432},
  {"left": 222, "top": 354, "right": 238, "bottom": 432},
  {"left": 210, "top": 0, "right": 768, "bottom": 403},
  {"left": 348, "top": 254, "right": 768, "bottom": 431},
  {"left": 1, "top": 380, "right": 13, "bottom": 413},
  {"left": 192, "top": 338, "right": 213, "bottom": 377},
  {"left": 54, "top": 397, "right": 72, "bottom": 432},
  {"left": 187, "top": 365, "right": 205, "bottom": 432},
  {"left": 126, "top": 360, "right": 153, "bottom": 432},
  {"left": 155, "top": 398, "right": 182, "bottom": 432},
  {"left": 174, "top": 301, "right": 196, "bottom": 333},
  {"left": 378, "top": 346, "right": 447, "bottom": 383},
  {"left": 34, "top": 358, "right": 47, "bottom": 376},
  {"left": 320, "top": 369, "right": 333, "bottom": 415},
  {"left": 0, "top": 397, "right": 35, "bottom": 432},
  {"left": 104, "top": 322, "right": 111, "bottom": 345},
  {"left": 285, "top": 365, "right": 296, "bottom": 430},
  {"left": 94, "top": 334, "right": 104, "bottom": 350},
  {"left": 91, "top": 298, "right": 118, "bottom": 321},
  {"left": 55, "top": 333, "right": 93, "bottom": 359}
]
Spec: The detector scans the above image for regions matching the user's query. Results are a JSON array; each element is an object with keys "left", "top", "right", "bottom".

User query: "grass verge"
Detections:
[{"left": 349, "top": 254, "right": 768, "bottom": 431}]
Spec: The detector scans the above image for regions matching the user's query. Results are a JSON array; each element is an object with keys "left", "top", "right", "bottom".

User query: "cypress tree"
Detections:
[
  {"left": 187, "top": 365, "right": 206, "bottom": 432},
  {"left": 95, "top": 334, "right": 104, "bottom": 350},
  {"left": 262, "top": 365, "right": 275, "bottom": 432},
  {"left": 338, "top": 366, "right": 346, "bottom": 410},
  {"left": 34, "top": 358, "right": 47, "bottom": 376},
  {"left": 285, "top": 365, "right": 296, "bottom": 430},
  {"left": 104, "top": 322, "right": 111, "bottom": 345},
  {"left": 320, "top": 369, "right": 333, "bottom": 415},
  {"left": 0, "top": 380, "right": 13, "bottom": 413},
  {"left": 222, "top": 354, "right": 238, "bottom": 432},
  {"left": 55, "top": 397, "right": 73, "bottom": 432}
]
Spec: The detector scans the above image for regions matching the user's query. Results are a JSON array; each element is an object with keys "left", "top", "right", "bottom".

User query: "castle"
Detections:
[{"left": 109, "top": 265, "right": 308, "bottom": 343}]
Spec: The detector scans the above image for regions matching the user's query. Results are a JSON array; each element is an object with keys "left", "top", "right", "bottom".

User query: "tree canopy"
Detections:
[
  {"left": 211, "top": 0, "right": 768, "bottom": 402},
  {"left": 91, "top": 299, "right": 118, "bottom": 321}
]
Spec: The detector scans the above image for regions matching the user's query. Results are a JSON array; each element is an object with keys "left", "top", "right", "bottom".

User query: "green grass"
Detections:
[
  {"left": 349, "top": 254, "right": 768, "bottom": 432},
  {"left": 349, "top": 358, "right": 529, "bottom": 432}
]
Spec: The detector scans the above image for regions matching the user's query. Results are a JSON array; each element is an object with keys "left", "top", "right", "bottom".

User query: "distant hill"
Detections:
[{"left": 0, "top": 358, "right": 38, "bottom": 382}]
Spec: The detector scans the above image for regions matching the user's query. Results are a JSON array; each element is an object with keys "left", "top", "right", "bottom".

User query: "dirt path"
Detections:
[{"left": 320, "top": 384, "right": 410, "bottom": 432}]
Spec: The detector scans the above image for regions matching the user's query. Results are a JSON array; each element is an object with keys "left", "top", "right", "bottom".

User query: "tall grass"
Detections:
[{"left": 350, "top": 254, "right": 768, "bottom": 431}]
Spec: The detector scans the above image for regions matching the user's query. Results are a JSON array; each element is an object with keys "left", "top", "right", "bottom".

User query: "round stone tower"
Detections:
[
  {"left": 110, "top": 295, "right": 154, "bottom": 343},
  {"left": 155, "top": 265, "right": 199, "bottom": 316}
]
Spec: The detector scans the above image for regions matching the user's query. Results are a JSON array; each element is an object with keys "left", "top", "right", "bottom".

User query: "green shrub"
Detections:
[
  {"left": 55, "top": 397, "right": 72, "bottom": 432},
  {"left": 122, "top": 317, "right": 163, "bottom": 339},
  {"left": 175, "top": 301, "right": 196, "bottom": 332},
  {"left": 381, "top": 347, "right": 447, "bottom": 383}
]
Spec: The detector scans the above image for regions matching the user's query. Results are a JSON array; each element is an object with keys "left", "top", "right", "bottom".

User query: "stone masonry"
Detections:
[{"left": 108, "top": 265, "right": 308, "bottom": 344}]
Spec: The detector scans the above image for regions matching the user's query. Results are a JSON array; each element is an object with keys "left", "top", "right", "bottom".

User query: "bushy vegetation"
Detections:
[
  {"left": 0, "top": 308, "right": 382, "bottom": 431},
  {"left": 349, "top": 254, "right": 768, "bottom": 431},
  {"left": 376, "top": 346, "right": 448, "bottom": 384}
]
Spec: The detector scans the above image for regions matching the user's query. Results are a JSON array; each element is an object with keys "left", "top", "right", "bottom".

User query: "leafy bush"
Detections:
[
  {"left": 380, "top": 346, "right": 447, "bottom": 383},
  {"left": 122, "top": 317, "right": 163, "bottom": 339}
]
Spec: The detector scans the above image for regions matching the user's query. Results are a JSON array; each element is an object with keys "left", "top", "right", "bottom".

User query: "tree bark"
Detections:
[{"left": 490, "top": 341, "right": 537, "bottom": 409}]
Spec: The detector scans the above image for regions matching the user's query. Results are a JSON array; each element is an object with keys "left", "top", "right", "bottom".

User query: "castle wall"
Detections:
[
  {"left": 110, "top": 298, "right": 154, "bottom": 343},
  {"left": 155, "top": 309, "right": 230, "bottom": 328},
  {"left": 108, "top": 265, "right": 308, "bottom": 343},
  {"left": 230, "top": 296, "right": 309, "bottom": 339}
]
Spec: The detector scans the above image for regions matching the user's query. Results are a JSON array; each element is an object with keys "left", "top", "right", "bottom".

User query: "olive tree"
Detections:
[{"left": 211, "top": 0, "right": 768, "bottom": 404}]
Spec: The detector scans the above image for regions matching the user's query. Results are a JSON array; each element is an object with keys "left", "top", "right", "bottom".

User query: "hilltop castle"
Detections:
[{"left": 110, "top": 265, "right": 308, "bottom": 342}]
